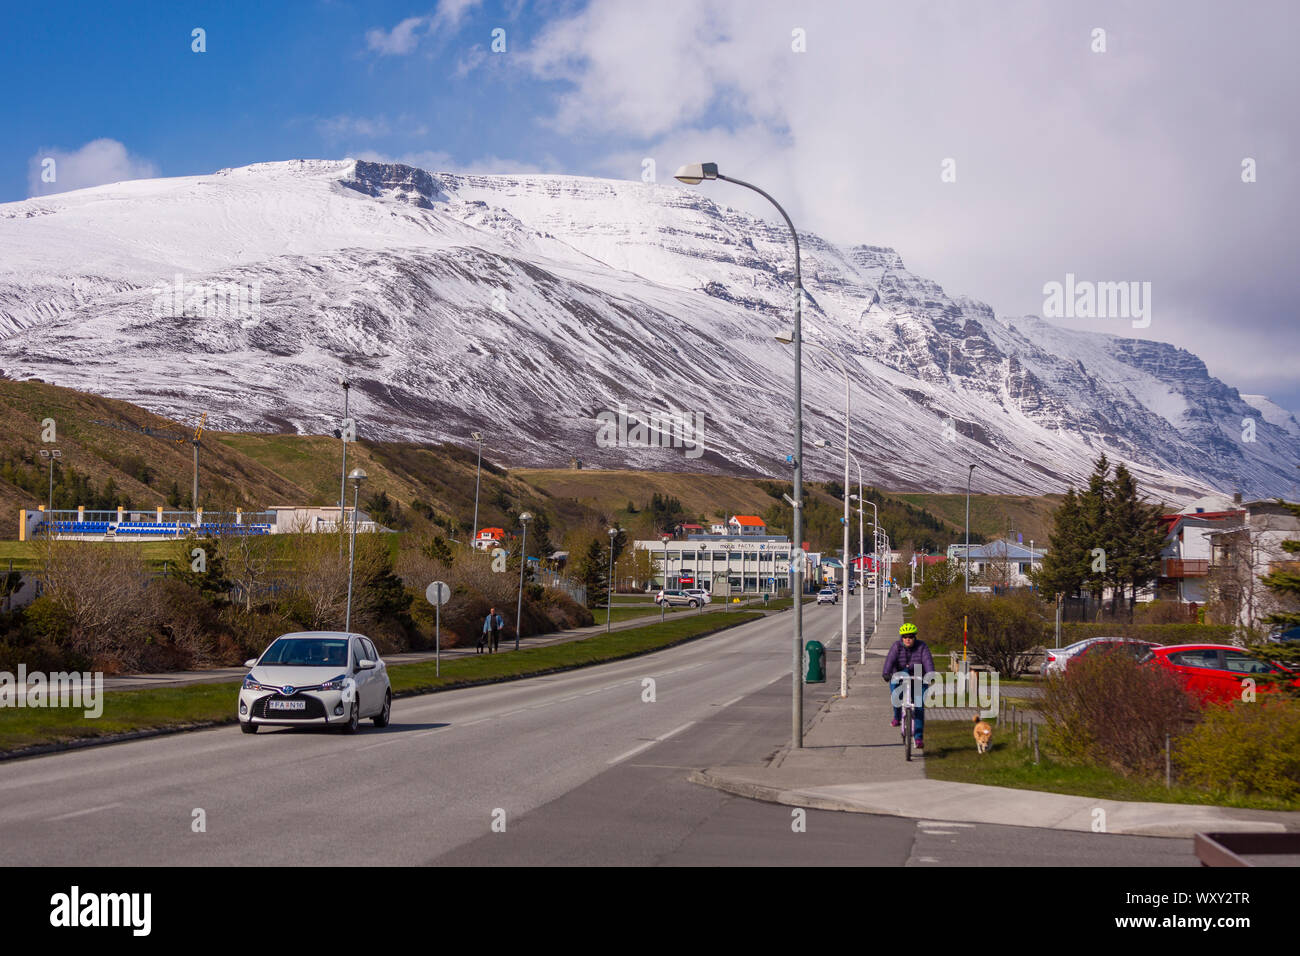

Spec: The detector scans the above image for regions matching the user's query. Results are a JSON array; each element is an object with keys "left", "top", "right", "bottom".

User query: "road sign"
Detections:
[
  {"left": 969, "top": 585, "right": 992, "bottom": 593},
  {"left": 425, "top": 581, "right": 450, "bottom": 677}
]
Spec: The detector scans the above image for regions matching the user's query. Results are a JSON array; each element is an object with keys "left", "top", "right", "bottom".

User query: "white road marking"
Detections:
[
  {"left": 918, "top": 820, "right": 974, "bottom": 828},
  {"left": 606, "top": 721, "right": 696, "bottom": 765},
  {"left": 48, "top": 802, "right": 121, "bottom": 821},
  {"left": 716, "top": 695, "right": 744, "bottom": 709}
]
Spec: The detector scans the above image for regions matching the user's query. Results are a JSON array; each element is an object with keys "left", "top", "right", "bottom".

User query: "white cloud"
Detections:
[
  {"left": 317, "top": 115, "right": 393, "bottom": 139},
  {"left": 519, "top": 0, "right": 1300, "bottom": 407},
  {"left": 364, "top": 2, "right": 483, "bottom": 56},
  {"left": 366, "top": 16, "right": 429, "bottom": 55},
  {"left": 26, "top": 139, "right": 158, "bottom": 197}
]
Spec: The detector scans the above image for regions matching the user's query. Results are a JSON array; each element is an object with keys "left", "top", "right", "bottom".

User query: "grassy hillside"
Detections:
[{"left": 0, "top": 379, "right": 1056, "bottom": 556}]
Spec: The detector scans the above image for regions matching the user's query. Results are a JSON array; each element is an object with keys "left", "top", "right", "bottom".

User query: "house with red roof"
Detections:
[
  {"left": 728, "top": 515, "right": 766, "bottom": 536},
  {"left": 474, "top": 527, "right": 506, "bottom": 551}
]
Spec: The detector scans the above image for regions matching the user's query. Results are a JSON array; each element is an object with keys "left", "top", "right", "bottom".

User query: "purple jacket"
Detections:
[{"left": 882, "top": 639, "right": 935, "bottom": 680}]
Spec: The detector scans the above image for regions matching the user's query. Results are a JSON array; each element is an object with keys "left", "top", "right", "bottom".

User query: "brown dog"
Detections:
[{"left": 973, "top": 714, "right": 993, "bottom": 754}]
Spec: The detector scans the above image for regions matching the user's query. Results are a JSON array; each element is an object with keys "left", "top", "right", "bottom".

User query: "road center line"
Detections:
[
  {"left": 47, "top": 802, "right": 121, "bottom": 821},
  {"left": 606, "top": 720, "right": 696, "bottom": 766}
]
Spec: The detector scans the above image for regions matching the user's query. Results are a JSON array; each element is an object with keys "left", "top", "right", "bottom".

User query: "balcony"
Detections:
[{"left": 1162, "top": 558, "right": 1209, "bottom": 578}]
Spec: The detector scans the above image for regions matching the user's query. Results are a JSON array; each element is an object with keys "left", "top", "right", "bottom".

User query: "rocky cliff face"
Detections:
[{"left": 0, "top": 158, "right": 1295, "bottom": 499}]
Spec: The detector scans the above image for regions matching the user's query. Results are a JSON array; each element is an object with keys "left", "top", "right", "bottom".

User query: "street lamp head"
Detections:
[
  {"left": 348, "top": 468, "right": 367, "bottom": 485},
  {"left": 519, "top": 511, "right": 532, "bottom": 525},
  {"left": 607, "top": 527, "right": 618, "bottom": 538},
  {"left": 774, "top": 329, "right": 795, "bottom": 345},
  {"left": 471, "top": 431, "right": 483, "bottom": 442},
  {"left": 813, "top": 438, "right": 829, "bottom": 448},
  {"left": 339, "top": 378, "right": 350, "bottom": 389},
  {"left": 673, "top": 162, "right": 719, "bottom": 185}
]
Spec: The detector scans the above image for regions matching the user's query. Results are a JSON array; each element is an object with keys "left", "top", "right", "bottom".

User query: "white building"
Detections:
[{"left": 633, "top": 534, "right": 800, "bottom": 596}]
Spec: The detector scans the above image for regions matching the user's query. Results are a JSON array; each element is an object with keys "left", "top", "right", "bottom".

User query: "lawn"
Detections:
[
  {"left": 921, "top": 717, "right": 1300, "bottom": 812},
  {"left": 0, "top": 611, "right": 763, "bottom": 756}
]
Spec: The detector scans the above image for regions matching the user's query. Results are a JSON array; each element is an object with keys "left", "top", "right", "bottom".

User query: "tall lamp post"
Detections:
[
  {"left": 677, "top": 161, "right": 806, "bottom": 748},
  {"left": 470, "top": 432, "right": 484, "bottom": 549},
  {"left": 848, "top": 453, "right": 869, "bottom": 663},
  {"left": 792, "top": 342, "right": 851, "bottom": 698},
  {"left": 660, "top": 534, "right": 671, "bottom": 623},
  {"left": 606, "top": 526, "right": 618, "bottom": 633},
  {"left": 343, "top": 468, "right": 367, "bottom": 633},
  {"left": 965, "top": 463, "right": 977, "bottom": 593},
  {"left": 338, "top": 378, "right": 351, "bottom": 557},
  {"left": 515, "top": 511, "right": 532, "bottom": 651},
  {"left": 39, "top": 448, "right": 62, "bottom": 514}
]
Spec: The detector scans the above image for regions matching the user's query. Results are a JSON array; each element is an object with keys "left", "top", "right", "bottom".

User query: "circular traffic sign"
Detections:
[{"left": 425, "top": 580, "right": 451, "bottom": 606}]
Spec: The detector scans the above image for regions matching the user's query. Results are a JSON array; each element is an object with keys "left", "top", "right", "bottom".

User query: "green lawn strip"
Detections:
[
  {"left": 390, "top": 612, "right": 764, "bottom": 694},
  {"left": 0, "top": 612, "right": 764, "bottom": 757},
  {"left": 921, "top": 718, "right": 1300, "bottom": 812}
]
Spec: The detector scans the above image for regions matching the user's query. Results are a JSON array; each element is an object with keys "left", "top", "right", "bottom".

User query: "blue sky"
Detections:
[{"left": 4, "top": 1, "right": 1298, "bottom": 412}]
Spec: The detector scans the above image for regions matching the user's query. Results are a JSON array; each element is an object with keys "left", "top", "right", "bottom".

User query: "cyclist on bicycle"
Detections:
[{"left": 883, "top": 622, "right": 935, "bottom": 750}]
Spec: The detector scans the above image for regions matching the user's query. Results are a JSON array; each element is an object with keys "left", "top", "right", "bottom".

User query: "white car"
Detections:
[
  {"left": 816, "top": 587, "right": 838, "bottom": 605},
  {"left": 239, "top": 631, "right": 391, "bottom": 734},
  {"left": 1040, "top": 637, "right": 1123, "bottom": 676},
  {"left": 683, "top": 588, "right": 712, "bottom": 605}
]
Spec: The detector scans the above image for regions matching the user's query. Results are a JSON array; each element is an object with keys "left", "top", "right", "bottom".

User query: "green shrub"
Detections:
[
  {"left": 1175, "top": 700, "right": 1300, "bottom": 799},
  {"left": 1060, "top": 622, "right": 1235, "bottom": 645},
  {"left": 915, "top": 589, "right": 1049, "bottom": 675},
  {"left": 1040, "top": 652, "right": 1201, "bottom": 777}
]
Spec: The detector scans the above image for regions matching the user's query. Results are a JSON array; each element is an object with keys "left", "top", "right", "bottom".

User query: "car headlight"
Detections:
[
  {"left": 243, "top": 674, "right": 267, "bottom": 691},
  {"left": 319, "top": 674, "right": 349, "bottom": 691}
]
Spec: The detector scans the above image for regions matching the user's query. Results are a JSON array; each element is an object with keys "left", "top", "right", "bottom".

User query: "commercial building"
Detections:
[{"left": 632, "top": 534, "right": 807, "bottom": 596}]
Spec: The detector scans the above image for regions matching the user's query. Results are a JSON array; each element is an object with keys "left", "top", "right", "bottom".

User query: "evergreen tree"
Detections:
[
  {"left": 1079, "top": 454, "right": 1111, "bottom": 604},
  {"left": 1253, "top": 500, "right": 1300, "bottom": 690},
  {"left": 1034, "top": 487, "right": 1089, "bottom": 598},
  {"left": 577, "top": 538, "right": 609, "bottom": 609},
  {"left": 1104, "top": 463, "right": 1165, "bottom": 618}
]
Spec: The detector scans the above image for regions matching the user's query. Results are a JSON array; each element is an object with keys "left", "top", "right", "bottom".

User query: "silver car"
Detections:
[{"left": 239, "top": 632, "right": 392, "bottom": 734}]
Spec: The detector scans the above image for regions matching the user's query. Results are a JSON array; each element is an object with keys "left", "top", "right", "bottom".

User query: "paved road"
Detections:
[{"left": 0, "top": 600, "right": 1194, "bottom": 865}]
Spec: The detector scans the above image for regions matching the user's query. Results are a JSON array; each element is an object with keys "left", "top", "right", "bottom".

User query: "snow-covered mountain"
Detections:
[{"left": 1, "top": 158, "right": 1296, "bottom": 499}]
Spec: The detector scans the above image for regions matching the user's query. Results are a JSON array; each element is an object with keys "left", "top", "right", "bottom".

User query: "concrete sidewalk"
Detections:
[{"left": 692, "top": 594, "right": 1300, "bottom": 838}]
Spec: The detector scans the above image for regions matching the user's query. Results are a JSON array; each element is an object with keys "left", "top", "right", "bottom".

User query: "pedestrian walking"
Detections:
[{"left": 483, "top": 607, "right": 504, "bottom": 654}]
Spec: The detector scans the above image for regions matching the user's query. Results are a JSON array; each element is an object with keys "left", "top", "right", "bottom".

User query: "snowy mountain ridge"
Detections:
[{"left": 0, "top": 158, "right": 1296, "bottom": 500}]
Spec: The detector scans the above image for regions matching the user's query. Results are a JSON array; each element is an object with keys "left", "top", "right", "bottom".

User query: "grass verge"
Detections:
[
  {"left": 921, "top": 717, "right": 1300, "bottom": 812},
  {"left": 0, "top": 611, "right": 763, "bottom": 758}
]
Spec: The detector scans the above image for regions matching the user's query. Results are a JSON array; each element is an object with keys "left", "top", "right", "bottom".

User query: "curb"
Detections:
[{"left": 688, "top": 769, "right": 1298, "bottom": 838}]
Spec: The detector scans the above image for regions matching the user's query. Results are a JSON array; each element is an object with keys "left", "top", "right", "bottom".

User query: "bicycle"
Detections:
[{"left": 894, "top": 671, "right": 918, "bottom": 761}]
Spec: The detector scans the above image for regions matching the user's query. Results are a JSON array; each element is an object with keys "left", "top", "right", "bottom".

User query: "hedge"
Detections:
[{"left": 1059, "top": 622, "right": 1236, "bottom": 645}]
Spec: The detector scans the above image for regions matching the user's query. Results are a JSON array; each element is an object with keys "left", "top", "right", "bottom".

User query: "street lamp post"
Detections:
[
  {"left": 343, "top": 468, "right": 367, "bottom": 633},
  {"left": 849, "top": 453, "right": 868, "bottom": 663},
  {"left": 965, "top": 464, "right": 977, "bottom": 593},
  {"left": 678, "top": 161, "right": 806, "bottom": 747},
  {"left": 338, "top": 378, "right": 351, "bottom": 557},
  {"left": 606, "top": 526, "right": 618, "bottom": 633},
  {"left": 39, "top": 448, "right": 62, "bottom": 514},
  {"left": 661, "top": 534, "right": 670, "bottom": 623},
  {"left": 470, "top": 432, "right": 484, "bottom": 550},
  {"left": 515, "top": 511, "right": 532, "bottom": 651}
]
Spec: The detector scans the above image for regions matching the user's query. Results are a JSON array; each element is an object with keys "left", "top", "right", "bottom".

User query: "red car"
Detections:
[
  {"left": 1141, "top": 644, "right": 1300, "bottom": 705},
  {"left": 1065, "top": 639, "right": 1161, "bottom": 671}
]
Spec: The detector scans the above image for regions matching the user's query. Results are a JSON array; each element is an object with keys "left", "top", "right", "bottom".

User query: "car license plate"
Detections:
[{"left": 268, "top": 699, "right": 306, "bottom": 711}]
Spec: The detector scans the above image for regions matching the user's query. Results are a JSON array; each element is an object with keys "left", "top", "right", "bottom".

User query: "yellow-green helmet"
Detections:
[{"left": 899, "top": 623, "right": 918, "bottom": 637}]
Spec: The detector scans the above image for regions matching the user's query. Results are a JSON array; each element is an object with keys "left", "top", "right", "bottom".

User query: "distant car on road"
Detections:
[
  {"left": 1140, "top": 643, "right": 1300, "bottom": 705},
  {"left": 816, "top": 587, "right": 838, "bottom": 605},
  {"left": 239, "top": 631, "right": 391, "bottom": 734},
  {"left": 655, "top": 589, "right": 702, "bottom": 608}
]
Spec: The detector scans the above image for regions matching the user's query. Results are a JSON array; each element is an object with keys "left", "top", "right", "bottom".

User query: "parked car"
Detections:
[
  {"left": 1140, "top": 643, "right": 1300, "bottom": 705},
  {"left": 1065, "top": 638, "right": 1161, "bottom": 671},
  {"left": 239, "top": 631, "right": 391, "bottom": 734},
  {"left": 655, "top": 589, "right": 702, "bottom": 608},
  {"left": 1040, "top": 637, "right": 1120, "bottom": 676},
  {"left": 816, "top": 587, "right": 838, "bottom": 605},
  {"left": 683, "top": 588, "right": 712, "bottom": 605}
]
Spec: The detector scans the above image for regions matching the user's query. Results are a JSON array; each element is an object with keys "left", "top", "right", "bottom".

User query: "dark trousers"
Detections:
[{"left": 489, "top": 628, "right": 500, "bottom": 653}]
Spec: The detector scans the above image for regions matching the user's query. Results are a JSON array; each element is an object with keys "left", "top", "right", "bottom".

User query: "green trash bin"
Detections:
[{"left": 804, "top": 640, "right": 826, "bottom": 683}]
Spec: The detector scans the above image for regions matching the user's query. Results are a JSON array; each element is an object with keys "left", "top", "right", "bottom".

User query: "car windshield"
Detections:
[{"left": 260, "top": 637, "right": 348, "bottom": 668}]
